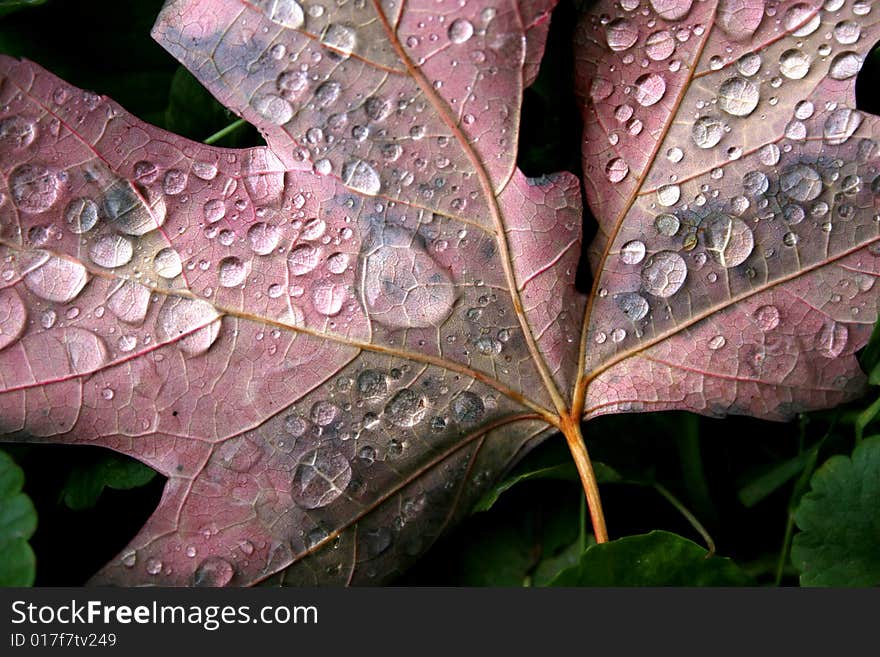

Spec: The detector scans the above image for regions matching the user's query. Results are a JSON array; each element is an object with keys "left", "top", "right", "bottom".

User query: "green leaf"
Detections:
[
  {"left": 0, "top": 0, "right": 46, "bottom": 19},
  {"left": 791, "top": 436, "right": 880, "bottom": 586},
  {"left": 61, "top": 454, "right": 157, "bottom": 511},
  {"left": 473, "top": 461, "right": 621, "bottom": 514},
  {"left": 549, "top": 531, "right": 752, "bottom": 586},
  {"left": 0, "top": 449, "right": 36, "bottom": 586}
]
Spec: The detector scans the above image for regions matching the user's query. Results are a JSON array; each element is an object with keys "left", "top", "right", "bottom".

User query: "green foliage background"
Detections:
[{"left": 1, "top": 0, "right": 879, "bottom": 586}]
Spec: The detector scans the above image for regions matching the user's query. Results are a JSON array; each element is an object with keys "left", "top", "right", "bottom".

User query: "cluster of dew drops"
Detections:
[{"left": 584, "top": 0, "right": 876, "bottom": 356}]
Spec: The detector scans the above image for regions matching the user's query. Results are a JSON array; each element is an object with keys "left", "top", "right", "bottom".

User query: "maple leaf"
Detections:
[{"left": 0, "top": 0, "right": 877, "bottom": 587}]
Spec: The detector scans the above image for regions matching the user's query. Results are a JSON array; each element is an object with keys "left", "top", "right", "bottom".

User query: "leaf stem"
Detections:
[
  {"left": 653, "top": 482, "right": 715, "bottom": 556},
  {"left": 562, "top": 419, "right": 608, "bottom": 543},
  {"left": 203, "top": 118, "right": 247, "bottom": 145}
]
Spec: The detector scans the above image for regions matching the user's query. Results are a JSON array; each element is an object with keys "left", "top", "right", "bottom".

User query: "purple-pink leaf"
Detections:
[
  {"left": 575, "top": 0, "right": 880, "bottom": 422},
  {"left": 1, "top": 0, "right": 879, "bottom": 585}
]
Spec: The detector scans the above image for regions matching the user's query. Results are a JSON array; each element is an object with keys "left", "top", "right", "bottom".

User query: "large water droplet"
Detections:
[
  {"left": 153, "top": 247, "right": 183, "bottom": 279},
  {"left": 259, "top": 0, "right": 304, "bottom": 29},
  {"left": 0, "top": 116, "right": 36, "bottom": 149},
  {"left": 702, "top": 214, "right": 754, "bottom": 268},
  {"left": 717, "top": 77, "right": 759, "bottom": 116},
  {"left": 657, "top": 184, "right": 681, "bottom": 206},
  {"left": 288, "top": 244, "right": 321, "bottom": 276},
  {"left": 641, "top": 250, "right": 687, "bottom": 297},
  {"left": 363, "top": 232, "right": 455, "bottom": 329},
  {"left": 780, "top": 164, "right": 822, "bottom": 202},
  {"left": 0, "top": 289, "right": 26, "bottom": 352},
  {"left": 620, "top": 240, "right": 646, "bottom": 264},
  {"left": 816, "top": 320, "right": 847, "bottom": 358},
  {"left": 605, "top": 157, "right": 629, "bottom": 182},
  {"left": 833, "top": 20, "right": 861, "bottom": 45},
  {"left": 617, "top": 291, "right": 649, "bottom": 321},
  {"left": 649, "top": 0, "right": 693, "bottom": 21},
  {"left": 218, "top": 256, "right": 247, "bottom": 287},
  {"left": 103, "top": 180, "right": 167, "bottom": 236},
  {"left": 321, "top": 23, "right": 357, "bottom": 57},
  {"left": 384, "top": 389, "right": 426, "bottom": 427},
  {"left": 645, "top": 30, "right": 675, "bottom": 61},
  {"left": 716, "top": 0, "right": 765, "bottom": 40},
  {"left": 10, "top": 164, "right": 61, "bottom": 213},
  {"left": 291, "top": 446, "right": 352, "bottom": 509},
  {"left": 156, "top": 296, "right": 221, "bottom": 356},
  {"left": 448, "top": 18, "right": 474, "bottom": 44},
  {"left": 248, "top": 222, "right": 280, "bottom": 255},
  {"left": 314, "top": 80, "right": 341, "bottom": 107},
  {"left": 451, "top": 391, "right": 485, "bottom": 424},
  {"left": 829, "top": 52, "right": 863, "bottom": 81},
  {"left": 823, "top": 108, "right": 862, "bottom": 146},
  {"left": 192, "top": 556, "right": 235, "bottom": 587},
  {"left": 754, "top": 304, "right": 780, "bottom": 331},
  {"left": 692, "top": 116, "right": 723, "bottom": 149},
  {"left": 24, "top": 255, "right": 88, "bottom": 303},
  {"left": 341, "top": 159, "right": 381, "bottom": 196},
  {"left": 784, "top": 3, "right": 820, "bottom": 37},
  {"left": 357, "top": 369, "right": 387, "bottom": 399},
  {"left": 252, "top": 94, "right": 294, "bottom": 125},
  {"left": 64, "top": 197, "right": 99, "bottom": 234},
  {"left": 312, "top": 279, "right": 346, "bottom": 316},
  {"left": 89, "top": 234, "right": 133, "bottom": 269},
  {"left": 778, "top": 50, "right": 810, "bottom": 80},
  {"left": 605, "top": 18, "right": 638, "bottom": 51},
  {"left": 108, "top": 280, "right": 150, "bottom": 325},
  {"left": 633, "top": 73, "right": 666, "bottom": 107}
]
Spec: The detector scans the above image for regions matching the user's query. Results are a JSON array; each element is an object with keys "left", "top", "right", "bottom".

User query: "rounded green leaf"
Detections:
[
  {"left": 0, "top": 449, "right": 36, "bottom": 586},
  {"left": 550, "top": 531, "right": 751, "bottom": 586},
  {"left": 792, "top": 437, "right": 880, "bottom": 587}
]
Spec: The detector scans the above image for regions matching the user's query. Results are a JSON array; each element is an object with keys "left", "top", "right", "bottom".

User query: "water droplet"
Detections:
[
  {"left": 146, "top": 557, "right": 162, "bottom": 575},
  {"left": 657, "top": 184, "right": 681, "bottom": 206},
  {"left": 451, "top": 391, "right": 484, "bottom": 424},
  {"left": 780, "top": 164, "right": 822, "bottom": 202},
  {"left": 291, "top": 446, "right": 352, "bottom": 509},
  {"left": 754, "top": 305, "right": 780, "bottom": 331},
  {"left": 384, "top": 389, "right": 427, "bottom": 427},
  {"left": 24, "top": 255, "right": 88, "bottom": 303},
  {"left": 448, "top": 18, "right": 474, "bottom": 44},
  {"left": 716, "top": 0, "right": 765, "bottom": 40},
  {"left": 321, "top": 23, "right": 357, "bottom": 57},
  {"left": 758, "top": 143, "right": 780, "bottom": 166},
  {"left": 341, "top": 159, "right": 381, "bottom": 196},
  {"left": 823, "top": 108, "right": 862, "bottom": 146},
  {"left": 702, "top": 214, "right": 754, "bottom": 268},
  {"left": 326, "top": 252, "right": 349, "bottom": 274},
  {"left": 0, "top": 116, "right": 36, "bottom": 148},
  {"left": 192, "top": 161, "right": 218, "bottom": 181},
  {"left": 708, "top": 335, "right": 726, "bottom": 350},
  {"left": 288, "top": 244, "right": 321, "bottom": 275},
  {"left": 252, "top": 94, "right": 294, "bottom": 125},
  {"left": 633, "top": 73, "right": 666, "bottom": 107},
  {"left": 833, "top": 20, "right": 860, "bottom": 45},
  {"left": 605, "top": 18, "right": 638, "bottom": 51},
  {"left": 156, "top": 296, "right": 221, "bottom": 356},
  {"left": 646, "top": 30, "right": 675, "bottom": 61},
  {"left": 163, "top": 169, "right": 187, "bottom": 195},
  {"left": 737, "top": 53, "right": 762, "bottom": 77},
  {"left": 778, "top": 49, "right": 810, "bottom": 80},
  {"left": 641, "top": 250, "right": 687, "bottom": 297},
  {"left": 121, "top": 550, "right": 137, "bottom": 568},
  {"left": 620, "top": 240, "right": 646, "bottom": 264},
  {"left": 617, "top": 292, "right": 649, "bottom": 321},
  {"left": 108, "top": 280, "right": 150, "bottom": 325},
  {"left": 103, "top": 180, "right": 167, "bottom": 236},
  {"left": 364, "top": 233, "right": 455, "bottom": 329},
  {"left": 783, "top": 204, "right": 805, "bottom": 225},
  {"left": 314, "top": 80, "right": 341, "bottom": 107},
  {"left": 784, "top": 3, "right": 820, "bottom": 37},
  {"left": 0, "top": 289, "right": 26, "bottom": 352},
  {"left": 312, "top": 279, "right": 346, "bottom": 316},
  {"left": 357, "top": 369, "right": 387, "bottom": 399},
  {"left": 10, "top": 164, "right": 61, "bottom": 213},
  {"left": 203, "top": 198, "right": 226, "bottom": 224},
  {"left": 261, "top": 0, "right": 304, "bottom": 29},
  {"left": 64, "top": 197, "right": 99, "bottom": 234},
  {"left": 816, "top": 320, "right": 847, "bottom": 358},
  {"left": 89, "top": 234, "right": 133, "bottom": 268},
  {"left": 605, "top": 157, "right": 629, "bottom": 182},
  {"left": 311, "top": 400, "right": 340, "bottom": 426},
  {"left": 153, "top": 247, "right": 183, "bottom": 279},
  {"left": 742, "top": 170, "right": 769, "bottom": 196},
  {"left": 783, "top": 231, "right": 799, "bottom": 247},
  {"left": 649, "top": 0, "right": 693, "bottom": 21},
  {"left": 692, "top": 116, "right": 723, "bottom": 149},
  {"left": 655, "top": 213, "right": 680, "bottom": 236},
  {"left": 218, "top": 256, "right": 247, "bottom": 287},
  {"left": 829, "top": 52, "right": 862, "bottom": 81},
  {"left": 718, "top": 77, "right": 759, "bottom": 116}
]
